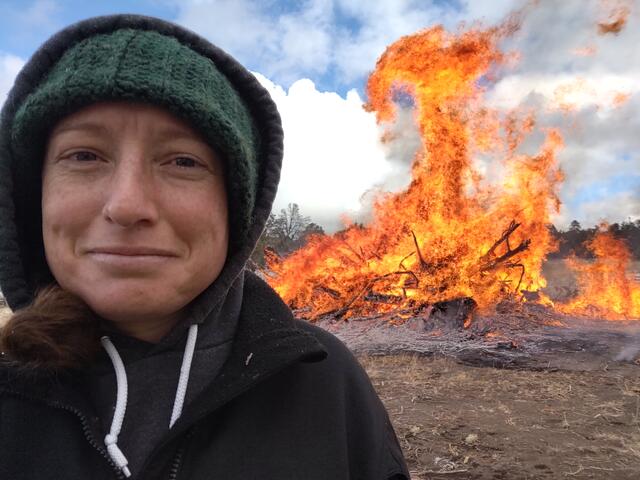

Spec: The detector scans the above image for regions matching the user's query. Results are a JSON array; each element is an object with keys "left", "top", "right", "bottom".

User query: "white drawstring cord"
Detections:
[
  {"left": 170, "top": 323, "right": 199, "bottom": 428},
  {"left": 100, "top": 324, "right": 199, "bottom": 477},
  {"left": 100, "top": 336, "right": 132, "bottom": 478}
]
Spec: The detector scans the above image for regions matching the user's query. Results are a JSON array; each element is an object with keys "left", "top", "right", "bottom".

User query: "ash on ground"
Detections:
[{"left": 302, "top": 301, "right": 640, "bottom": 371}]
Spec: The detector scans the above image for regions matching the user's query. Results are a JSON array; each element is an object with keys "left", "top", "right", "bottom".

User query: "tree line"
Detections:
[
  {"left": 548, "top": 219, "right": 640, "bottom": 259},
  {"left": 251, "top": 203, "right": 324, "bottom": 267}
]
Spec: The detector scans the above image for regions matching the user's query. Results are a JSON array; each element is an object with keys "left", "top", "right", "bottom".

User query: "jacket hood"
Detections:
[{"left": 0, "top": 14, "right": 284, "bottom": 312}]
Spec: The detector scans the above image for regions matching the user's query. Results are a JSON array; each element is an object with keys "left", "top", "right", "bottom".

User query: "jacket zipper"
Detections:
[
  {"left": 4, "top": 390, "right": 125, "bottom": 480},
  {"left": 167, "top": 448, "right": 183, "bottom": 480},
  {"left": 166, "top": 430, "right": 193, "bottom": 480}
]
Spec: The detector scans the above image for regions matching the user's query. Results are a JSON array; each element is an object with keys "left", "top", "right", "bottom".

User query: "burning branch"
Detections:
[
  {"left": 398, "top": 252, "right": 416, "bottom": 271},
  {"left": 341, "top": 240, "right": 365, "bottom": 264},
  {"left": 480, "top": 221, "right": 531, "bottom": 273},
  {"left": 411, "top": 230, "right": 428, "bottom": 267},
  {"left": 316, "top": 221, "right": 533, "bottom": 320},
  {"left": 333, "top": 271, "right": 421, "bottom": 319},
  {"left": 505, "top": 262, "right": 526, "bottom": 292},
  {"left": 411, "top": 230, "right": 458, "bottom": 274}
]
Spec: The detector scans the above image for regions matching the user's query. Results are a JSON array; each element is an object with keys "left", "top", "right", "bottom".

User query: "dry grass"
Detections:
[{"left": 359, "top": 354, "right": 640, "bottom": 479}]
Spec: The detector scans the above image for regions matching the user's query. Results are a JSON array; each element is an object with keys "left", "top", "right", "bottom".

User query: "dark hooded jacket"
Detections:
[{"left": 0, "top": 14, "right": 410, "bottom": 480}]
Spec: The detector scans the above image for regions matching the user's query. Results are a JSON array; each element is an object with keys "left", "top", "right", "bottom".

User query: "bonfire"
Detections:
[{"left": 264, "top": 12, "right": 640, "bottom": 326}]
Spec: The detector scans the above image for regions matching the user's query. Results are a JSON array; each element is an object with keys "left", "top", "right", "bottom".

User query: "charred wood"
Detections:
[
  {"left": 363, "top": 292, "right": 404, "bottom": 304},
  {"left": 424, "top": 297, "right": 478, "bottom": 331},
  {"left": 333, "top": 271, "right": 424, "bottom": 319},
  {"left": 314, "top": 285, "right": 342, "bottom": 299}
]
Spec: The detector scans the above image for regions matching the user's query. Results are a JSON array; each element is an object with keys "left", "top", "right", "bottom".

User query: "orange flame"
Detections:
[
  {"left": 557, "top": 229, "right": 640, "bottom": 320},
  {"left": 265, "top": 23, "right": 565, "bottom": 320}
]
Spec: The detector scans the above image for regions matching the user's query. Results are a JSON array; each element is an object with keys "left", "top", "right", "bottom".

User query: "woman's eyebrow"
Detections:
[
  {"left": 52, "top": 121, "right": 110, "bottom": 136},
  {"left": 154, "top": 126, "right": 206, "bottom": 144}
]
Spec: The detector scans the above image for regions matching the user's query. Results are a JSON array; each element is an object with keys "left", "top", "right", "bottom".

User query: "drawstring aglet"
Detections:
[{"left": 104, "top": 433, "right": 132, "bottom": 478}]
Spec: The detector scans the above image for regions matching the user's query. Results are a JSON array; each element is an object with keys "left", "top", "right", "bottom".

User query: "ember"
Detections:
[
  {"left": 264, "top": 14, "right": 640, "bottom": 324},
  {"left": 597, "top": 0, "right": 631, "bottom": 35}
]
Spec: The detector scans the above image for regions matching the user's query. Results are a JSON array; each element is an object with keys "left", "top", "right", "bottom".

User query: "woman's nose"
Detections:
[{"left": 102, "top": 160, "right": 159, "bottom": 228}]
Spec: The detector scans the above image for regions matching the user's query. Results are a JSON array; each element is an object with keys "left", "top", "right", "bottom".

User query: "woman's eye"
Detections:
[
  {"left": 174, "top": 157, "right": 200, "bottom": 168},
  {"left": 69, "top": 151, "right": 98, "bottom": 162}
]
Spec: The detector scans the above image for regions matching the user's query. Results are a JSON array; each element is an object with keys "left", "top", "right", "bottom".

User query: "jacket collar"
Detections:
[
  {"left": 133, "top": 271, "right": 326, "bottom": 478},
  {"left": 171, "top": 270, "right": 327, "bottom": 429}
]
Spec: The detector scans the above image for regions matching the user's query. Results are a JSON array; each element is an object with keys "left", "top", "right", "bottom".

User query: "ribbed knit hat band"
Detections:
[{"left": 11, "top": 28, "right": 260, "bottom": 250}]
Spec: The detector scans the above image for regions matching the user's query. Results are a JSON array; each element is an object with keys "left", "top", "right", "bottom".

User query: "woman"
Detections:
[{"left": 0, "top": 14, "right": 409, "bottom": 480}]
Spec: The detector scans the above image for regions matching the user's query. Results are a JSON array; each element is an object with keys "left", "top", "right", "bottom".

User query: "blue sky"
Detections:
[
  {"left": 568, "top": 173, "right": 640, "bottom": 211},
  {"left": 0, "top": 1, "right": 177, "bottom": 58},
  {"left": 0, "top": 0, "right": 638, "bottom": 231}
]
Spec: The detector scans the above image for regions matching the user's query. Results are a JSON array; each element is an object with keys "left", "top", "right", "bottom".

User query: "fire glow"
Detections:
[{"left": 266, "top": 19, "right": 640, "bottom": 323}]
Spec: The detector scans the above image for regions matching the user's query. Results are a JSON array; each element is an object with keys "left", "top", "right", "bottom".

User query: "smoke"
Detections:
[
  {"left": 375, "top": 106, "right": 421, "bottom": 191},
  {"left": 354, "top": 105, "right": 420, "bottom": 225},
  {"left": 614, "top": 336, "right": 640, "bottom": 362},
  {"left": 486, "top": 1, "right": 640, "bottom": 228}
]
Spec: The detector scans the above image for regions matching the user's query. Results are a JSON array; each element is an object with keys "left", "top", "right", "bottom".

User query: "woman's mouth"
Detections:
[{"left": 86, "top": 246, "right": 178, "bottom": 270}]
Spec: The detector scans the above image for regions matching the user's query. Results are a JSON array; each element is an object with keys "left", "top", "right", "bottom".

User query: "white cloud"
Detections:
[
  {"left": 0, "top": 53, "right": 25, "bottom": 107},
  {"left": 172, "top": 0, "right": 545, "bottom": 87},
  {"left": 254, "top": 72, "right": 392, "bottom": 231},
  {"left": 175, "top": 0, "right": 333, "bottom": 85},
  {"left": 175, "top": 0, "right": 276, "bottom": 55}
]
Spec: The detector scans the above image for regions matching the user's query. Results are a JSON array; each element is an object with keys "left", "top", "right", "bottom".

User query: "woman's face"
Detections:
[{"left": 42, "top": 101, "right": 228, "bottom": 342}]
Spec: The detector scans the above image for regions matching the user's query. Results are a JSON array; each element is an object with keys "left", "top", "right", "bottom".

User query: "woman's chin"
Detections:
[{"left": 79, "top": 290, "right": 185, "bottom": 339}]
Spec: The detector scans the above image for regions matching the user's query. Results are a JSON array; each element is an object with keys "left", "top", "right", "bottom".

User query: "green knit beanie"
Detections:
[{"left": 10, "top": 28, "right": 260, "bottom": 250}]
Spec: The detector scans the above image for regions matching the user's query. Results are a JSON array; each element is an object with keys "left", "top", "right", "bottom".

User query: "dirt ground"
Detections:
[{"left": 359, "top": 354, "right": 640, "bottom": 479}]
